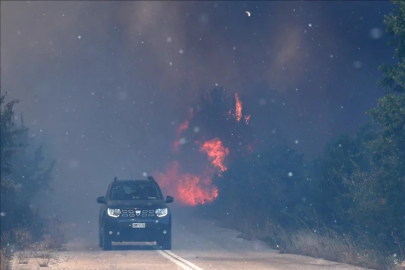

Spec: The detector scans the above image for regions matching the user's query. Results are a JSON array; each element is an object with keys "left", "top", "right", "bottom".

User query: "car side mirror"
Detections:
[
  {"left": 97, "top": 196, "right": 106, "bottom": 204},
  {"left": 165, "top": 196, "right": 174, "bottom": 203}
]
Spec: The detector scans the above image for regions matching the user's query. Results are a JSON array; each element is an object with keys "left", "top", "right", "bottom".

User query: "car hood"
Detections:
[{"left": 107, "top": 199, "right": 167, "bottom": 209}]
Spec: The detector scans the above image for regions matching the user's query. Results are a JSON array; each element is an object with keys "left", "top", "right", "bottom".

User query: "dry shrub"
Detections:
[
  {"left": 1, "top": 247, "right": 9, "bottom": 270},
  {"left": 40, "top": 216, "right": 67, "bottom": 251},
  {"left": 290, "top": 230, "right": 346, "bottom": 261},
  {"left": 16, "top": 250, "right": 30, "bottom": 264},
  {"left": 27, "top": 215, "right": 68, "bottom": 253},
  {"left": 30, "top": 240, "right": 56, "bottom": 258},
  {"left": 291, "top": 230, "right": 381, "bottom": 269},
  {"left": 261, "top": 220, "right": 293, "bottom": 253},
  {"left": 29, "top": 223, "right": 57, "bottom": 268},
  {"left": 388, "top": 257, "right": 405, "bottom": 270},
  {"left": 261, "top": 220, "right": 384, "bottom": 269},
  {"left": 37, "top": 251, "right": 53, "bottom": 268},
  {"left": 0, "top": 232, "right": 11, "bottom": 250},
  {"left": 13, "top": 228, "right": 33, "bottom": 250},
  {"left": 40, "top": 233, "right": 66, "bottom": 251}
]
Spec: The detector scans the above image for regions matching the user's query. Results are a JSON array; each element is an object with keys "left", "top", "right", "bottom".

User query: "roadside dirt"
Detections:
[{"left": 10, "top": 213, "right": 368, "bottom": 270}]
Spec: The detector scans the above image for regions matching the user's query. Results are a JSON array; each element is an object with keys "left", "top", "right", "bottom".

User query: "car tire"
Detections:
[
  {"left": 160, "top": 231, "right": 172, "bottom": 250},
  {"left": 101, "top": 230, "right": 112, "bottom": 250}
]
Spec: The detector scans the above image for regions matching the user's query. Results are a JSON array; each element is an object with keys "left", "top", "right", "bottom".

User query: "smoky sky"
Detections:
[{"left": 1, "top": 1, "right": 393, "bottom": 222}]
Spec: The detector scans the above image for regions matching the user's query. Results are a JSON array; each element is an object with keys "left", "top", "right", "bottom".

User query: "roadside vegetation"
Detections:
[
  {"left": 193, "top": 1, "right": 405, "bottom": 269},
  {"left": 0, "top": 93, "right": 65, "bottom": 269}
]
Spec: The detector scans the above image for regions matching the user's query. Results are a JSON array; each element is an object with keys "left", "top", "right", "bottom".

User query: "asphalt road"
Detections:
[{"left": 11, "top": 209, "right": 367, "bottom": 270}]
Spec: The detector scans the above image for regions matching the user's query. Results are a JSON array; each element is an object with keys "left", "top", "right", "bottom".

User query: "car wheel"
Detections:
[
  {"left": 102, "top": 230, "right": 112, "bottom": 250},
  {"left": 160, "top": 231, "right": 172, "bottom": 250}
]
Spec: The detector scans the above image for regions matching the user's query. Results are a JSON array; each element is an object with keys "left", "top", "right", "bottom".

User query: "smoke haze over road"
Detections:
[{"left": 1, "top": 1, "right": 393, "bottom": 226}]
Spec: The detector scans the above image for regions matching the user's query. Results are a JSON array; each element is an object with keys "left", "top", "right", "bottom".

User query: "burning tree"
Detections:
[
  {"left": 179, "top": 87, "right": 254, "bottom": 163},
  {"left": 155, "top": 87, "right": 255, "bottom": 206}
]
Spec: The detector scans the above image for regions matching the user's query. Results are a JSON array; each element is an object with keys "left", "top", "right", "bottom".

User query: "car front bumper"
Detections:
[{"left": 102, "top": 216, "right": 171, "bottom": 242}]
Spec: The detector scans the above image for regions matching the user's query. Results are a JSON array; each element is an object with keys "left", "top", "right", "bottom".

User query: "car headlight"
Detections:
[
  {"left": 107, "top": 208, "right": 121, "bottom": 218},
  {"left": 155, "top": 208, "right": 168, "bottom": 217}
]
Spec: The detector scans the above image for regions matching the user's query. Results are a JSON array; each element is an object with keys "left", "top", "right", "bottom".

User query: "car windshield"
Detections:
[{"left": 109, "top": 182, "right": 162, "bottom": 201}]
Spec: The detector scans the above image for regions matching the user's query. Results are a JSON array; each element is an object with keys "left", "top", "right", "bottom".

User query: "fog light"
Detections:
[
  {"left": 163, "top": 230, "right": 167, "bottom": 234},
  {"left": 109, "top": 231, "right": 113, "bottom": 235},
  {"left": 117, "top": 232, "right": 120, "bottom": 236}
]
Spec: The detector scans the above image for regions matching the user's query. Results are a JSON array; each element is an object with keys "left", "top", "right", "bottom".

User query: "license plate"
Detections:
[{"left": 132, "top": 223, "right": 145, "bottom": 228}]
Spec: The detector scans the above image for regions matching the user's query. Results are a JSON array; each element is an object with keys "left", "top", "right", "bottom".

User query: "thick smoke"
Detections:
[{"left": 1, "top": 1, "right": 390, "bottom": 224}]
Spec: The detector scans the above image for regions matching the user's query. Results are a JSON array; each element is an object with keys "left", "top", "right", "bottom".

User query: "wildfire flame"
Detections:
[
  {"left": 157, "top": 91, "right": 254, "bottom": 206},
  {"left": 199, "top": 138, "right": 230, "bottom": 172},
  {"left": 235, "top": 93, "right": 242, "bottom": 122},
  {"left": 155, "top": 161, "right": 218, "bottom": 206},
  {"left": 176, "top": 120, "right": 189, "bottom": 136},
  {"left": 173, "top": 108, "right": 194, "bottom": 152}
]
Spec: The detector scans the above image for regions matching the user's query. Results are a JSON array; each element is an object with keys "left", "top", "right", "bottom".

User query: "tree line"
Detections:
[
  {"left": 0, "top": 93, "right": 56, "bottom": 252},
  {"left": 188, "top": 1, "right": 405, "bottom": 268}
]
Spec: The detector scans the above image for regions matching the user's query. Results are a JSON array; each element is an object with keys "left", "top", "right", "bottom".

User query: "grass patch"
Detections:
[
  {"left": 13, "top": 228, "right": 33, "bottom": 250},
  {"left": 1, "top": 217, "right": 66, "bottom": 269},
  {"left": 37, "top": 251, "right": 53, "bottom": 267},
  {"left": 291, "top": 230, "right": 381, "bottom": 269},
  {"left": 16, "top": 250, "right": 30, "bottom": 264},
  {"left": 233, "top": 218, "right": 391, "bottom": 269},
  {"left": 389, "top": 257, "right": 405, "bottom": 270},
  {"left": 1, "top": 247, "right": 10, "bottom": 270}
]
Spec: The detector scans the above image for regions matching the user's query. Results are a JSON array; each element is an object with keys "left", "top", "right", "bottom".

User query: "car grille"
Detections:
[{"left": 121, "top": 209, "right": 155, "bottom": 218}]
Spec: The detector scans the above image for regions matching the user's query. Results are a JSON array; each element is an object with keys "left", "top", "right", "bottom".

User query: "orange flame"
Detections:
[
  {"left": 155, "top": 161, "right": 218, "bottom": 206},
  {"left": 244, "top": 115, "right": 251, "bottom": 124},
  {"left": 176, "top": 120, "right": 189, "bottom": 136},
  {"left": 199, "top": 138, "right": 230, "bottom": 172},
  {"left": 173, "top": 108, "right": 194, "bottom": 152},
  {"left": 235, "top": 93, "right": 242, "bottom": 122}
]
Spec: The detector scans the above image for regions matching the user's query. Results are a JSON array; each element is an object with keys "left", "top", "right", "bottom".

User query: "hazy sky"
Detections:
[{"left": 1, "top": 1, "right": 394, "bottom": 222}]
